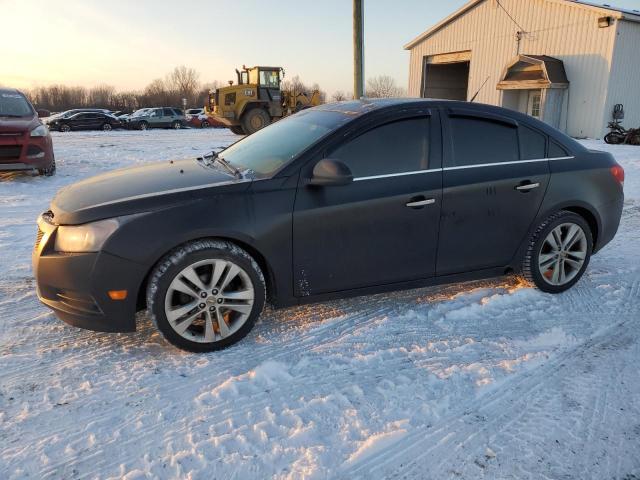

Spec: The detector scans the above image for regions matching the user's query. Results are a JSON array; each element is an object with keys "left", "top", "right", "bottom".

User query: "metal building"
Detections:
[{"left": 405, "top": 0, "right": 640, "bottom": 139}]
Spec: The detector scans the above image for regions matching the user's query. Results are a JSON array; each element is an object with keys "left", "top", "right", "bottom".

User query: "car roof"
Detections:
[{"left": 0, "top": 87, "right": 25, "bottom": 96}]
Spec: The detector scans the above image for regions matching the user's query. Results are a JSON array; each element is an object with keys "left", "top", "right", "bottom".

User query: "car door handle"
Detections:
[
  {"left": 515, "top": 182, "right": 540, "bottom": 191},
  {"left": 406, "top": 198, "right": 436, "bottom": 208}
]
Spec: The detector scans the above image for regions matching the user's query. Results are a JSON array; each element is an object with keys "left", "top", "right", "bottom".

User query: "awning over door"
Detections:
[{"left": 497, "top": 55, "right": 569, "bottom": 90}]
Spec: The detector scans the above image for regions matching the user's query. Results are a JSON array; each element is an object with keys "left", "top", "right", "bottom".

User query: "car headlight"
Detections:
[
  {"left": 30, "top": 125, "right": 49, "bottom": 137},
  {"left": 54, "top": 218, "right": 120, "bottom": 253}
]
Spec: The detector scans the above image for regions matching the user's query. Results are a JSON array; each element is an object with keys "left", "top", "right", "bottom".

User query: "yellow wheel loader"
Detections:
[{"left": 205, "top": 66, "right": 322, "bottom": 135}]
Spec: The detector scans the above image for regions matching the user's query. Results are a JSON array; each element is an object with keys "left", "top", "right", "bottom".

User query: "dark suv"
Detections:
[
  {"left": 0, "top": 88, "right": 55, "bottom": 175},
  {"left": 124, "top": 107, "right": 185, "bottom": 130},
  {"left": 33, "top": 99, "right": 624, "bottom": 352}
]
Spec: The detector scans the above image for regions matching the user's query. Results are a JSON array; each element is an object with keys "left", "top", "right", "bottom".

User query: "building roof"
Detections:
[{"left": 404, "top": 0, "right": 640, "bottom": 50}]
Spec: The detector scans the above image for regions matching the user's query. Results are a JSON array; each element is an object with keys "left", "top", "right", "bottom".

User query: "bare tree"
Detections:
[
  {"left": 88, "top": 85, "right": 116, "bottom": 108},
  {"left": 366, "top": 75, "right": 406, "bottom": 98},
  {"left": 331, "top": 91, "right": 348, "bottom": 101},
  {"left": 167, "top": 65, "right": 200, "bottom": 106}
]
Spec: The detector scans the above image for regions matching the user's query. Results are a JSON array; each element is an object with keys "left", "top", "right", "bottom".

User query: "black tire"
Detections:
[
  {"left": 201, "top": 120, "right": 210, "bottom": 128},
  {"left": 604, "top": 132, "right": 624, "bottom": 145},
  {"left": 229, "top": 125, "right": 246, "bottom": 135},
  {"left": 146, "top": 239, "right": 266, "bottom": 353},
  {"left": 521, "top": 211, "right": 593, "bottom": 294},
  {"left": 241, "top": 108, "right": 270, "bottom": 135},
  {"left": 102, "top": 123, "right": 112, "bottom": 131},
  {"left": 171, "top": 120, "right": 182, "bottom": 130},
  {"left": 59, "top": 124, "right": 71, "bottom": 133},
  {"left": 139, "top": 121, "right": 148, "bottom": 131},
  {"left": 37, "top": 159, "right": 56, "bottom": 176}
]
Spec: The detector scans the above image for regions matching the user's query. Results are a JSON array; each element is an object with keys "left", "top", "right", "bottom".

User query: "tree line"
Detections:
[
  {"left": 25, "top": 66, "right": 222, "bottom": 113},
  {"left": 22, "top": 65, "right": 405, "bottom": 113}
]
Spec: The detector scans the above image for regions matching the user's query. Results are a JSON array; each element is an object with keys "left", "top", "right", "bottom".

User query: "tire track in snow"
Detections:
[{"left": 342, "top": 315, "right": 640, "bottom": 480}]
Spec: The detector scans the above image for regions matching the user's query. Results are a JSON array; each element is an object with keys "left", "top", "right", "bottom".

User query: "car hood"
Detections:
[
  {"left": 0, "top": 116, "right": 38, "bottom": 132},
  {"left": 50, "top": 158, "right": 251, "bottom": 225}
]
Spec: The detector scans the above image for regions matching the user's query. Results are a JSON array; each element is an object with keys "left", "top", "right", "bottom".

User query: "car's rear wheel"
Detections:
[
  {"left": 102, "top": 123, "right": 112, "bottom": 131},
  {"left": 171, "top": 120, "right": 182, "bottom": 130},
  {"left": 522, "top": 211, "right": 593, "bottom": 293},
  {"left": 139, "top": 121, "right": 148, "bottom": 131},
  {"left": 146, "top": 240, "right": 265, "bottom": 352},
  {"left": 59, "top": 124, "right": 71, "bottom": 132},
  {"left": 201, "top": 120, "right": 210, "bottom": 128}
]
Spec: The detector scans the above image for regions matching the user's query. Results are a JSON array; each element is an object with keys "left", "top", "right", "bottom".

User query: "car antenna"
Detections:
[{"left": 469, "top": 76, "right": 490, "bottom": 103}]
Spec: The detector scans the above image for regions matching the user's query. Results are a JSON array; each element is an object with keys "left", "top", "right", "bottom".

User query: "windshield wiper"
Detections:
[{"left": 200, "top": 150, "right": 242, "bottom": 179}]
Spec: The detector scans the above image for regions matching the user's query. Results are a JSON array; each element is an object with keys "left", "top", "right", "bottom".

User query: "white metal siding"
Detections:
[
  {"left": 408, "top": 0, "right": 618, "bottom": 138},
  {"left": 605, "top": 20, "right": 640, "bottom": 136}
]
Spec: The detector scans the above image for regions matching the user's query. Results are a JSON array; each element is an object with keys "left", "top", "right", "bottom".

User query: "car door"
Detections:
[
  {"left": 436, "top": 108, "right": 551, "bottom": 275},
  {"left": 87, "top": 113, "right": 103, "bottom": 130},
  {"left": 69, "top": 113, "right": 86, "bottom": 130},
  {"left": 149, "top": 108, "right": 163, "bottom": 127},
  {"left": 292, "top": 110, "right": 443, "bottom": 296}
]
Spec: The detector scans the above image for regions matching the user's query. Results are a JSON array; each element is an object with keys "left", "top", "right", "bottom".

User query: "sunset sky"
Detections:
[{"left": 2, "top": 0, "right": 638, "bottom": 95}]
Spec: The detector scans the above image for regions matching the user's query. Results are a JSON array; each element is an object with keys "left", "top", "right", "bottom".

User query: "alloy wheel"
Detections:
[
  {"left": 537, "top": 222, "right": 588, "bottom": 286},
  {"left": 164, "top": 259, "right": 255, "bottom": 343}
]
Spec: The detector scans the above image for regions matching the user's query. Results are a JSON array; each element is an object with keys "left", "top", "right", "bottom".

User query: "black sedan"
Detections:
[
  {"left": 33, "top": 99, "right": 624, "bottom": 352},
  {"left": 48, "top": 112, "right": 122, "bottom": 132}
]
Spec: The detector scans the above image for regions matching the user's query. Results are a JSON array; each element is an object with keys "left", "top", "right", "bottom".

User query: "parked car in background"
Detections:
[
  {"left": 124, "top": 107, "right": 185, "bottom": 130},
  {"left": 48, "top": 112, "right": 122, "bottom": 132},
  {"left": 32, "top": 99, "right": 624, "bottom": 352},
  {"left": 0, "top": 88, "right": 55, "bottom": 175},
  {"left": 185, "top": 108, "right": 225, "bottom": 129},
  {"left": 44, "top": 108, "right": 111, "bottom": 125}
]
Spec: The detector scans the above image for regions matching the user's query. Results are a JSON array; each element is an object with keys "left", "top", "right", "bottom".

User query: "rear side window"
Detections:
[
  {"left": 519, "top": 125, "right": 547, "bottom": 160},
  {"left": 549, "top": 140, "right": 569, "bottom": 158},
  {"left": 330, "top": 117, "right": 430, "bottom": 177},
  {"left": 450, "top": 116, "right": 519, "bottom": 166}
]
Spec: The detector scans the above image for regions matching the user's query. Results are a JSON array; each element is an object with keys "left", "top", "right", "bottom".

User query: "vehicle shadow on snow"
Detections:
[{"left": 61, "top": 275, "right": 524, "bottom": 356}]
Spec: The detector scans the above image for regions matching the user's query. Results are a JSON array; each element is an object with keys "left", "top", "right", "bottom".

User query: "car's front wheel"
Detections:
[
  {"left": 139, "top": 121, "right": 148, "bottom": 131},
  {"left": 102, "top": 123, "right": 112, "bottom": 131},
  {"left": 146, "top": 240, "right": 265, "bottom": 352},
  {"left": 522, "top": 211, "right": 593, "bottom": 293},
  {"left": 171, "top": 120, "right": 182, "bottom": 130}
]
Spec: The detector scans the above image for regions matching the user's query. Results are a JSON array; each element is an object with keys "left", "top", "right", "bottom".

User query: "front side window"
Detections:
[
  {"left": 259, "top": 70, "right": 280, "bottom": 88},
  {"left": 219, "top": 110, "right": 351, "bottom": 179},
  {"left": 450, "top": 116, "right": 519, "bottom": 166},
  {"left": 330, "top": 117, "right": 431, "bottom": 178},
  {"left": 0, "top": 92, "right": 33, "bottom": 117}
]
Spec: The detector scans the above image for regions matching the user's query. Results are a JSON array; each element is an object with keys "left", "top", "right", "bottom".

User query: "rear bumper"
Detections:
[
  {"left": 594, "top": 195, "right": 624, "bottom": 253},
  {"left": 32, "top": 216, "right": 146, "bottom": 333},
  {"left": 0, "top": 132, "right": 54, "bottom": 171}
]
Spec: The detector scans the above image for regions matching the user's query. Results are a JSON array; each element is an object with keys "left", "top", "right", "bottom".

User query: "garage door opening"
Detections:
[
  {"left": 421, "top": 52, "right": 472, "bottom": 101},
  {"left": 422, "top": 62, "right": 470, "bottom": 100}
]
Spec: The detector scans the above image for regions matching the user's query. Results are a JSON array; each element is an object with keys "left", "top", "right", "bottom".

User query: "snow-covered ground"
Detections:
[{"left": 0, "top": 130, "right": 639, "bottom": 480}]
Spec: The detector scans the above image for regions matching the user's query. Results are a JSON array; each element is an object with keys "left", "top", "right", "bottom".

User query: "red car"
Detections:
[
  {"left": 185, "top": 108, "right": 225, "bottom": 128},
  {"left": 0, "top": 88, "right": 55, "bottom": 176}
]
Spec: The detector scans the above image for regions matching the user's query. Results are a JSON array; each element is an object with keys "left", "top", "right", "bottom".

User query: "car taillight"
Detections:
[{"left": 610, "top": 165, "right": 625, "bottom": 186}]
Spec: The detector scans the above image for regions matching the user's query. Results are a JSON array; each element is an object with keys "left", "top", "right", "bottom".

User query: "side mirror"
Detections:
[
  {"left": 37, "top": 109, "right": 50, "bottom": 118},
  {"left": 309, "top": 158, "right": 353, "bottom": 186}
]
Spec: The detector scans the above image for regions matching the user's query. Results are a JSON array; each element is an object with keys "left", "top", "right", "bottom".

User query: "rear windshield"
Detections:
[{"left": 0, "top": 92, "right": 33, "bottom": 117}]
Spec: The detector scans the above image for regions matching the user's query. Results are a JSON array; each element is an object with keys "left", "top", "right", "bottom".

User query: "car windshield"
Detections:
[
  {"left": 219, "top": 110, "right": 351, "bottom": 179},
  {"left": 132, "top": 109, "right": 149, "bottom": 117},
  {"left": 0, "top": 92, "right": 33, "bottom": 117}
]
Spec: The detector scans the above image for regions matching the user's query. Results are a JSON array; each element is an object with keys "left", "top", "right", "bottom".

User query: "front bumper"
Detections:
[
  {"left": 32, "top": 215, "right": 147, "bottom": 333},
  {"left": 0, "top": 131, "right": 54, "bottom": 171}
]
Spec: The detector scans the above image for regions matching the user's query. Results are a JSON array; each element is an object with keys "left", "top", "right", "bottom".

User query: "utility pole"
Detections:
[{"left": 353, "top": 0, "right": 364, "bottom": 99}]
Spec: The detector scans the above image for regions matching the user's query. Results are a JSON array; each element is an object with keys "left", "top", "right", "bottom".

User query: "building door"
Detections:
[{"left": 527, "top": 90, "right": 542, "bottom": 119}]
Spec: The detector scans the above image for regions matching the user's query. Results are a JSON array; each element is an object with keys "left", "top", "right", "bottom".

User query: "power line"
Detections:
[{"left": 496, "top": 0, "right": 527, "bottom": 32}]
